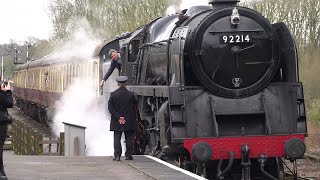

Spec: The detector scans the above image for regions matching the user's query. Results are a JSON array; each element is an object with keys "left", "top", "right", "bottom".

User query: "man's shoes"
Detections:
[
  {"left": 113, "top": 156, "right": 120, "bottom": 161},
  {"left": 125, "top": 155, "right": 133, "bottom": 160},
  {"left": 0, "top": 166, "right": 6, "bottom": 179},
  {"left": 0, "top": 168, "right": 6, "bottom": 176},
  {"left": 0, "top": 171, "right": 6, "bottom": 179}
]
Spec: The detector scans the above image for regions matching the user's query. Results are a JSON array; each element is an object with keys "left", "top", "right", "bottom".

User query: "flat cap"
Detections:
[{"left": 115, "top": 76, "right": 128, "bottom": 83}]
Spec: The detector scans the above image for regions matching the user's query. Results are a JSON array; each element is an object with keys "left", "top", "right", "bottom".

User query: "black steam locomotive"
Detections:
[{"left": 97, "top": 0, "right": 307, "bottom": 179}]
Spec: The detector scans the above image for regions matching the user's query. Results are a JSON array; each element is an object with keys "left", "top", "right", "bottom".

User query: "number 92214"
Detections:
[{"left": 220, "top": 34, "right": 251, "bottom": 44}]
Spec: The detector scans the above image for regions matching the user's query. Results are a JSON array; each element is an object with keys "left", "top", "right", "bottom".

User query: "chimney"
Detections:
[{"left": 209, "top": 0, "right": 239, "bottom": 9}]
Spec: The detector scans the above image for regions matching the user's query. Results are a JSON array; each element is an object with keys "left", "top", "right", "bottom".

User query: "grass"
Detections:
[
  {"left": 306, "top": 121, "right": 320, "bottom": 155},
  {"left": 299, "top": 47, "right": 320, "bottom": 155}
]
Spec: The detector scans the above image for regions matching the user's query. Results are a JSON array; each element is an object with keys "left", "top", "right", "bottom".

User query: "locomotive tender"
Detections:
[
  {"left": 97, "top": 0, "right": 307, "bottom": 179},
  {"left": 12, "top": 0, "right": 307, "bottom": 179}
]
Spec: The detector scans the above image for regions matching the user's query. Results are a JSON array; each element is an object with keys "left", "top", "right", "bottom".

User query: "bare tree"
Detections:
[
  {"left": 48, "top": 0, "right": 180, "bottom": 41},
  {"left": 243, "top": 0, "right": 320, "bottom": 49}
]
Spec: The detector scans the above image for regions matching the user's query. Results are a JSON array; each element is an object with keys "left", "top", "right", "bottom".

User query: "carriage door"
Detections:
[{"left": 123, "top": 40, "right": 140, "bottom": 85}]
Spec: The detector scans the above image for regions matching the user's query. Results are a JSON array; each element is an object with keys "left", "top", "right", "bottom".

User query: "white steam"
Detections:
[
  {"left": 166, "top": 5, "right": 177, "bottom": 15},
  {"left": 52, "top": 79, "right": 114, "bottom": 156},
  {"left": 54, "top": 18, "right": 100, "bottom": 58},
  {"left": 180, "top": 0, "right": 209, "bottom": 10},
  {"left": 166, "top": 0, "right": 209, "bottom": 15},
  {"left": 51, "top": 18, "right": 118, "bottom": 156}
]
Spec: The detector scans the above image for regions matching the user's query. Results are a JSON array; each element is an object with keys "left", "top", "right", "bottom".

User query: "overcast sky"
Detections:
[
  {"left": 0, "top": 0, "right": 52, "bottom": 44},
  {"left": 0, "top": 0, "right": 249, "bottom": 44}
]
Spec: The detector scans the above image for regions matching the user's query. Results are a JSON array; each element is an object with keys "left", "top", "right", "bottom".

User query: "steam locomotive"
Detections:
[
  {"left": 96, "top": 0, "right": 307, "bottom": 179},
  {"left": 12, "top": 0, "right": 307, "bottom": 179}
]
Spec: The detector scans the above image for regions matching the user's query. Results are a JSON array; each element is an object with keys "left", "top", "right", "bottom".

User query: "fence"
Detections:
[{"left": 12, "top": 119, "right": 64, "bottom": 156}]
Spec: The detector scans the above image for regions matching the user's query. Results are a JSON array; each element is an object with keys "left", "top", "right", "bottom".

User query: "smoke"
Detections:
[
  {"left": 51, "top": 18, "right": 118, "bottom": 156},
  {"left": 179, "top": 0, "right": 209, "bottom": 10},
  {"left": 167, "top": 0, "right": 209, "bottom": 15},
  {"left": 166, "top": 6, "right": 176, "bottom": 15},
  {"left": 53, "top": 18, "right": 100, "bottom": 58}
]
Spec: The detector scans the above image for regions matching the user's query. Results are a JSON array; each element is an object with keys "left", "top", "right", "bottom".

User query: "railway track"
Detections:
[
  {"left": 284, "top": 157, "right": 320, "bottom": 180},
  {"left": 285, "top": 173, "right": 315, "bottom": 180}
]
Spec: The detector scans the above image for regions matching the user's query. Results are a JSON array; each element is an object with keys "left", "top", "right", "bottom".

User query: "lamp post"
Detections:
[
  {"left": 14, "top": 48, "right": 18, "bottom": 63},
  {"left": 0, "top": 45, "right": 25, "bottom": 80},
  {"left": 1, "top": 49, "right": 18, "bottom": 81},
  {"left": 1, "top": 51, "right": 9, "bottom": 81},
  {"left": 26, "top": 43, "right": 32, "bottom": 61}
]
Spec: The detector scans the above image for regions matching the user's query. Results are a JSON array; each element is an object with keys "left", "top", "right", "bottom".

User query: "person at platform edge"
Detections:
[
  {"left": 100, "top": 49, "right": 122, "bottom": 87},
  {"left": 108, "top": 76, "right": 138, "bottom": 161},
  {"left": 0, "top": 80, "right": 14, "bottom": 178}
]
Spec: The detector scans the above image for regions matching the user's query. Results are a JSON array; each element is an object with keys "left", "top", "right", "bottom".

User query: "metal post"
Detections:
[
  {"left": 26, "top": 43, "right": 32, "bottom": 61},
  {"left": 14, "top": 48, "right": 17, "bottom": 63}
]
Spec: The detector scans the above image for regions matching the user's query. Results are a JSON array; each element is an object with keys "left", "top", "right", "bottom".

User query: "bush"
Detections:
[
  {"left": 308, "top": 98, "right": 320, "bottom": 124},
  {"left": 299, "top": 48, "right": 320, "bottom": 101}
]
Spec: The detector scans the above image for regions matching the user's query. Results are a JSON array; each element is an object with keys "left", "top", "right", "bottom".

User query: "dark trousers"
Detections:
[
  {"left": 0, "top": 124, "right": 8, "bottom": 171},
  {"left": 113, "top": 131, "right": 133, "bottom": 157}
]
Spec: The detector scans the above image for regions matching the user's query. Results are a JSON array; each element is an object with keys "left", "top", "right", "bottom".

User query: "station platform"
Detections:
[{"left": 3, "top": 151, "right": 205, "bottom": 180}]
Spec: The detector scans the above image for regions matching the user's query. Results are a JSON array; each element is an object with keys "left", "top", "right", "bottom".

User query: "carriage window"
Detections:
[{"left": 128, "top": 40, "right": 140, "bottom": 62}]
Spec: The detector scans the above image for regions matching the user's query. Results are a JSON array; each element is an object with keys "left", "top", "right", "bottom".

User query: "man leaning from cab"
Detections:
[{"left": 100, "top": 49, "right": 122, "bottom": 87}]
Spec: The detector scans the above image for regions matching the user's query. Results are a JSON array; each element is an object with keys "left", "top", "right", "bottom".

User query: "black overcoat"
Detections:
[
  {"left": 108, "top": 86, "right": 138, "bottom": 131},
  {"left": 0, "top": 90, "right": 13, "bottom": 125}
]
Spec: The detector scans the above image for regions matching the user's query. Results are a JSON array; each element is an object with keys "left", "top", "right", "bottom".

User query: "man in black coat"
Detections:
[{"left": 108, "top": 76, "right": 138, "bottom": 161}]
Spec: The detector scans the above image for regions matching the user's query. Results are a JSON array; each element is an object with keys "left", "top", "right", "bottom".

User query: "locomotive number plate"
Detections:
[{"left": 220, "top": 34, "right": 251, "bottom": 44}]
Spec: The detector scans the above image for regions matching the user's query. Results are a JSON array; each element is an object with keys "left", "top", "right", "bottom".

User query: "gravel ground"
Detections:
[{"left": 284, "top": 158, "right": 320, "bottom": 180}]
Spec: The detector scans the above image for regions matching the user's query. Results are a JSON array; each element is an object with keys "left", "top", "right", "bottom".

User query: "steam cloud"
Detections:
[
  {"left": 167, "top": 0, "right": 209, "bottom": 15},
  {"left": 180, "top": 0, "right": 209, "bottom": 10},
  {"left": 53, "top": 1, "right": 217, "bottom": 156},
  {"left": 51, "top": 18, "right": 120, "bottom": 156}
]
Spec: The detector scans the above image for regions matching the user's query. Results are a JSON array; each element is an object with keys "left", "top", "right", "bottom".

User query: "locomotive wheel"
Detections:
[{"left": 268, "top": 158, "right": 285, "bottom": 180}]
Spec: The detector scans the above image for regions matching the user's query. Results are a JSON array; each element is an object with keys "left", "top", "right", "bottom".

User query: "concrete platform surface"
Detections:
[{"left": 3, "top": 151, "right": 204, "bottom": 180}]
